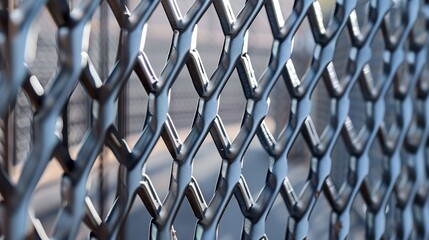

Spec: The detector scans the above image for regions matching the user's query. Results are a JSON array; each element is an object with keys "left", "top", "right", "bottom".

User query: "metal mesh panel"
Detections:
[{"left": 1, "top": 0, "right": 429, "bottom": 239}]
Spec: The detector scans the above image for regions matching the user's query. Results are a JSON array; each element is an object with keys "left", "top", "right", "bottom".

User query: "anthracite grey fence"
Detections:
[{"left": 1, "top": 0, "right": 429, "bottom": 239}]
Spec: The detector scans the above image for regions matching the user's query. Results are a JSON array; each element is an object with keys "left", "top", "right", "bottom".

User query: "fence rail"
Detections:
[{"left": 1, "top": 0, "right": 429, "bottom": 239}]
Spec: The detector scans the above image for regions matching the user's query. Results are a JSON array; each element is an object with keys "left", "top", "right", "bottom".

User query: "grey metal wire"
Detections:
[{"left": 0, "top": 0, "right": 428, "bottom": 239}]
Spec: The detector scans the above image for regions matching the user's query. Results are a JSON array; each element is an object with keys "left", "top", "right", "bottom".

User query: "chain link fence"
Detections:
[{"left": 1, "top": 0, "right": 428, "bottom": 239}]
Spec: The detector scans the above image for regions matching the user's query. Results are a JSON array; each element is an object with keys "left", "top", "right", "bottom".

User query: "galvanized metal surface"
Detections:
[{"left": 1, "top": 0, "right": 429, "bottom": 239}]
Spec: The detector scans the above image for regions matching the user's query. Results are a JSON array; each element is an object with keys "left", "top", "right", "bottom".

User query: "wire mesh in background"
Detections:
[{"left": 0, "top": 0, "right": 428, "bottom": 239}]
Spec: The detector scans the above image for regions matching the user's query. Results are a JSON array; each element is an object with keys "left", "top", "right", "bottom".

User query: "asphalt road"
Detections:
[{"left": 30, "top": 126, "right": 367, "bottom": 239}]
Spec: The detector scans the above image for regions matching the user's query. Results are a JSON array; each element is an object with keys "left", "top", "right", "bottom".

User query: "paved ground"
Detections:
[{"left": 28, "top": 124, "right": 366, "bottom": 239}]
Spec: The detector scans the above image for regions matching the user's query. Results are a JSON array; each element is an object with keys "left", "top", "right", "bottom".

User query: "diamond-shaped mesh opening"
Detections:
[
  {"left": 126, "top": 72, "right": 149, "bottom": 143},
  {"left": 366, "top": 134, "right": 385, "bottom": 196},
  {"left": 394, "top": 49, "right": 413, "bottom": 96},
  {"left": 86, "top": 147, "right": 119, "bottom": 218},
  {"left": 192, "top": 135, "right": 222, "bottom": 201},
  {"left": 85, "top": 7, "right": 101, "bottom": 72},
  {"left": 143, "top": 4, "right": 172, "bottom": 75},
  {"left": 86, "top": 1, "right": 120, "bottom": 79},
  {"left": 317, "top": 0, "right": 336, "bottom": 29},
  {"left": 169, "top": 68, "right": 200, "bottom": 141},
  {"left": 14, "top": 91, "right": 34, "bottom": 164},
  {"left": 349, "top": 193, "right": 367, "bottom": 239},
  {"left": 195, "top": 5, "right": 224, "bottom": 77},
  {"left": 12, "top": 90, "right": 33, "bottom": 180},
  {"left": 308, "top": 193, "right": 330, "bottom": 239},
  {"left": 242, "top": 138, "right": 270, "bottom": 197},
  {"left": 405, "top": 110, "right": 421, "bottom": 150},
  {"left": 419, "top": 65, "right": 429, "bottom": 97},
  {"left": 123, "top": 197, "right": 152, "bottom": 239},
  {"left": 287, "top": 133, "right": 311, "bottom": 195},
  {"left": 228, "top": 0, "right": 246, "bottom": 17},
  {"left": 173, "top": 0, "right": 195, "bottom": 16},
  {"left": 218, "top": 196, "right": 243, "bottom": 240},
  {"left": 85, "top": 7, "right": 102, "bottom": 74},
  {"left": 411, "top": 8, "right": 427, "bottom": 44},
  {"left": 406, "top": 86, "right": 424, "bottom": 149},
  {"left": 144, "top": 138, "right": 174, "bottom": 202},
  {"left": 246, "top": 7, "right": 272, "bottom": 78},
  {"left": 105, "top": 12, "right": 122, "bottom": 72},
  {"left": 310, "top": 78, "right": 331, "bottom": 138},
  {"left": 272, "top": 0, "right": 293, "bottom": 24},
  {"left": 383, "top": 0, "right": 407, "bottom": 44},
  {"left": 266, "top": 194, "right": 289, "bottom": 239},
  {"left": 265, "top": 76, "right": 291, "bottom": 138},
  {"left": 331, "top": 28, "right": 353, "bottom": 85},
  {"left": 367, "top": 29, "right": 386, "bottom": 90},
  {"left": 67, "top": 82, "right": 90, "bottom": 146},
  {"left": 26, "top": 8, "right": 58, "bottom": 87},
  {"left": 396, "top": 149, "right": 415, "bottom": 204},
  {"left": 172, "top": 197, "right": 198, "bottom": 239},
  {"left": 383, "top": 81, "right": 400, "bottom": 139},
  {"left": 218, "top": 70, "right": 246, "bottom": 138},
  {"left": 352, "top": 0, "right": 371, "bottom": 37},
  {"left": 288, "top": 17, "right": 316, "bottom": 82},
  {"left": 348, "top": 81, "right": 367, "bottom": 134},
  {"left": 30, "top": 159, "right": 63, "bottom": 234},
  {"left": 330, "top": 136, "right": 350, "bottom": 192},
  {"left": 415, "top": 142, "right": 429, "bottom": 237},
  {"left": 384, "top": 193, "right": 399, "bottom": 238},
  {"left": 124, "top": 0, "right": 142, "bottom": 12}
]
